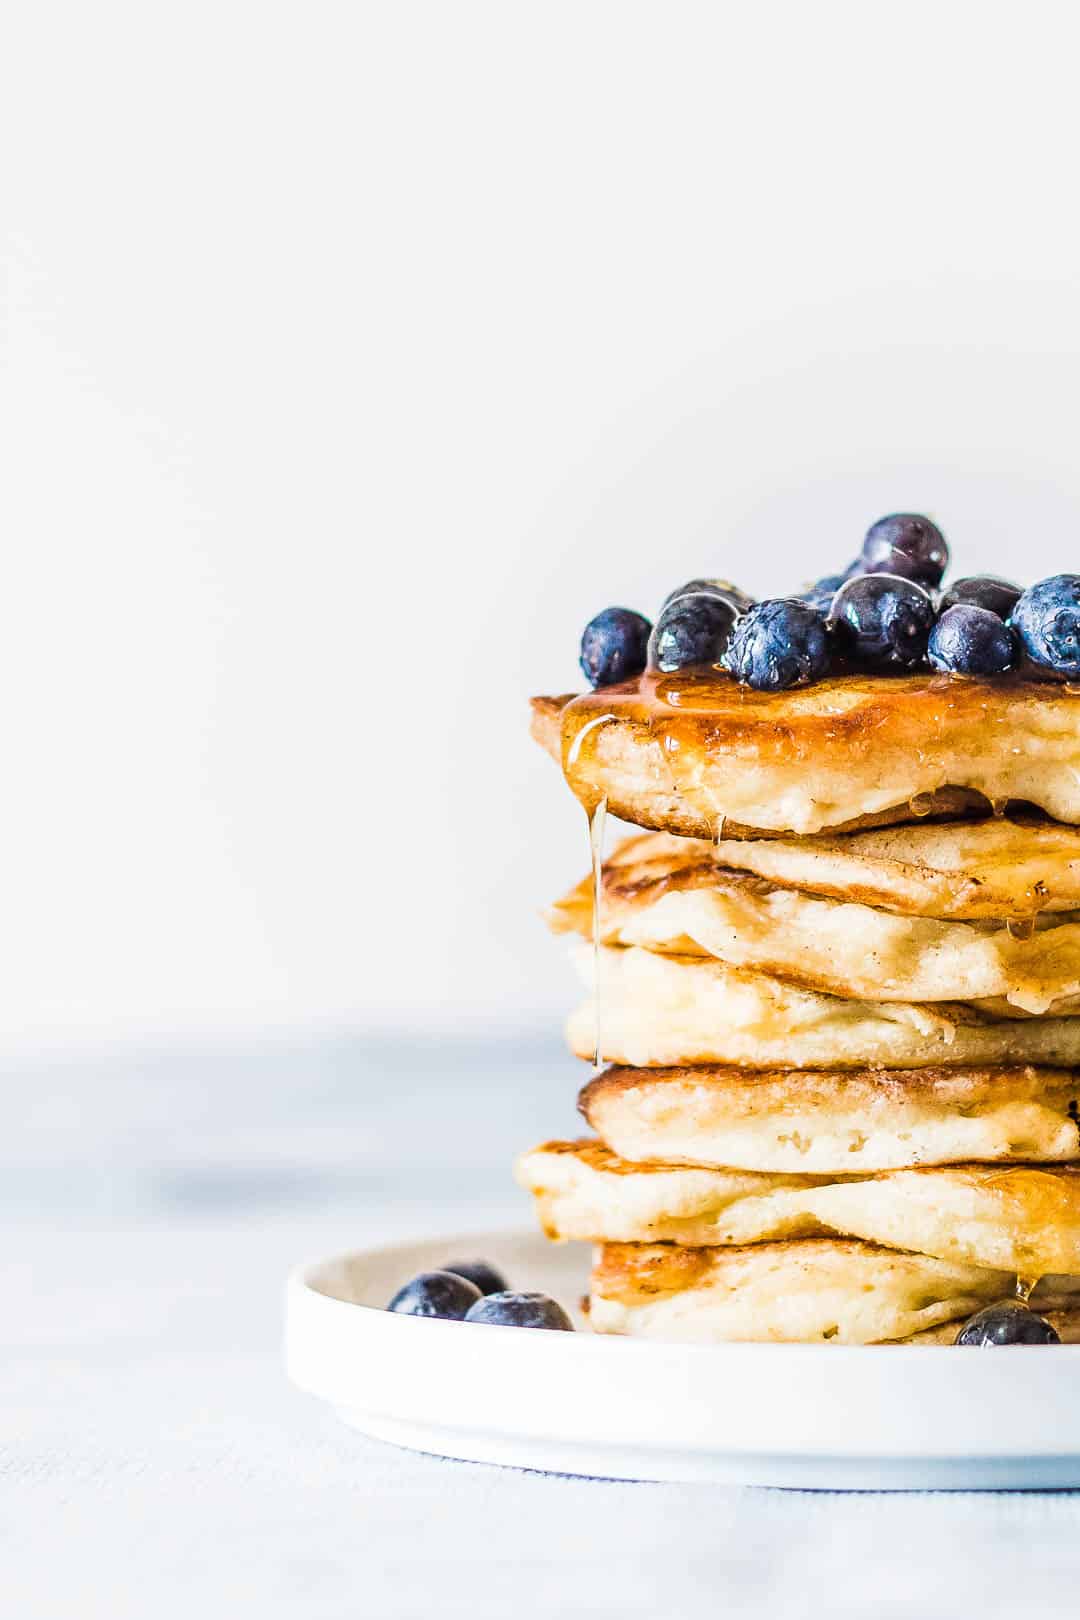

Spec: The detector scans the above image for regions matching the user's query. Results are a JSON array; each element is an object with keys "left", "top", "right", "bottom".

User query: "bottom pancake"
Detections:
[
  {"left": 516, "top": 1140, "right": 1080, "bottom": 1276},
  {"left": 901, "top": 1311, "right": 1080, "bottom": 1344},
  {"left": 579, "top": 1065, "right": 1080, "bottom": 1173},
  {"left": 589, "top": 1239, "right": 1013, "bottom": 1344}
]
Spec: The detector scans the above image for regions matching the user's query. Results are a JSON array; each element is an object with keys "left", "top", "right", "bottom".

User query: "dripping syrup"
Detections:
[
  {"left": 1006, "top": 917, "right": 1037, "bottom": 942},
  {"left": 588, "top": 796, "right": 607, "bottom": 1072},
  {"left": 565, "top": 712, "right": 616, "bottom": 771}
]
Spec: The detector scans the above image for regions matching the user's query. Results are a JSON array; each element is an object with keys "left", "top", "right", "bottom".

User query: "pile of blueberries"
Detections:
[
  {"left": 387, "top": 1258, "right": 574, "bottom": 1329},
  {"left": 579, "top": 513, "right": 1080, "bottom": 693}
]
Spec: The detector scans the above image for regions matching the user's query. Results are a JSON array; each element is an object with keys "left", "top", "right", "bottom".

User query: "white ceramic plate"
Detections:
[{"left": 285, "top": 1227, "right": 1080, "bottom": 1489}]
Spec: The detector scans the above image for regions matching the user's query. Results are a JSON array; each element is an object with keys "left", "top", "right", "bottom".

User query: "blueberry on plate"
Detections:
[
  {"left": 442, "top": 1258, "right": 508, "bottom": 1296},
  {"left": 725, "top": 598, "right": 831, "bottom": 691},
  {"left": 387, "top": 1270, "right": 483, "bottom": 1320},
  {"left": 928, "top": 604, "right": 1017, "bottom": 676},
  {"left": 828, "top": 573, "right": 936, "bottom": 668},
  {"left": 955, "top": 1301, "right": 1060, "bottom": 1345},
  {"left": 939, "top": 574, "right": 1022, "bottom": 620},
  {"left": 579, "top": 607, "right": 652, "bottom": 688},
  {"left": 464, "top": 1290, "right": 575, "bottom": 1330},
  {"left": 647, "top": 590, "right": 745, "bottom": 672},
  {"left": 860, "top": 514, "right": 949, "bottom": 588},
  {"left": 1010, "top": 574, "right": 1080, "bottom": 677}
]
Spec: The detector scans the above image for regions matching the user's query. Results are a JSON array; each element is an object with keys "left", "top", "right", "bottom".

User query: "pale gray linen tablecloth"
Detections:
[{"left": 5, "top": 1033, "right": 1080, "bottom": 1618}]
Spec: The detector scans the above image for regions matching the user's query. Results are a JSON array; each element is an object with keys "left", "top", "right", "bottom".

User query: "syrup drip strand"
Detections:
[
  {"left": 1016, "top": 1275, "right": 1038, "bottom": 1304},
  {"left": 589, "top": 796, "right": 608, "bottom": 1072}
]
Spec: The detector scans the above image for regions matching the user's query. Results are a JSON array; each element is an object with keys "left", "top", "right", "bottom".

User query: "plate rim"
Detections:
[{"left": 287, "top": 1225, "right": 1080, "bottom": 1363}]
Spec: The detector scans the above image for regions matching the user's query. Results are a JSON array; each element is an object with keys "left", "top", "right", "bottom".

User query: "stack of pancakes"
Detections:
[{"left": 516, "top": 671, "right": 1080, "bottom": 1343}]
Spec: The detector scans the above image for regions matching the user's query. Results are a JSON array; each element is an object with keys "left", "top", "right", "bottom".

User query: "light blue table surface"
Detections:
[{"left": 6, "top": 1031, "right": 1080, "bottom": 1618}]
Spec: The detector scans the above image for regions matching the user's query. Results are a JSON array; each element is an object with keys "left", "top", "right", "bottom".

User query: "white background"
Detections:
[{"left": 6, "top": 0, "right": 1080, "bottom": 1052}]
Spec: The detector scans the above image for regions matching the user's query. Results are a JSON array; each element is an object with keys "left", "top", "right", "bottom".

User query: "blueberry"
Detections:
[
  {"left": 648, "top": 592, "right": 744, "bottom": 672},
  {"left": 387, "top": 1270, "right": 483, "bottom": 1320},
  {"left": 939, "top": 574, "right": 1022, "bottom": 621},
  {"left": 661, "top": 578, "right": 755, "bottom": 614},
  {"left": 799, "top": 573, "right": 850, "bottom": 614},
  {"left": 955, "top": 1300, "right": 1060, "bottom": 1346},
  {"left": 829, "top": 573, "right": 936, "bottom": 668},
  {"left": 928, "top": 605, "right": 1017, "bottom": 676},
  {"left": 442, "top": 1258, "right": 508, "bottom": 1296},
  {"left": 463, "top": 1290, "right": 575, "bottom": 1330},
  {"left": 579, "top": 607, "right": 652, "bottom": 689},
  {"left": 725, "top": 599, "right": 831, "bottom": 691},
  {"left": 860, "top": 514, "right": 949, "bottom": 588},
  {"left": 1011, "top": 574, "right": 1080, "bottom": 677}
]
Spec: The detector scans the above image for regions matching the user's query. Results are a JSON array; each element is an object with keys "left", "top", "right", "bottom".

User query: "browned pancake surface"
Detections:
[
  {"left": 532, "top": 669, "right": 1080, "bottom": 836},
  {"left": 579, "top": 1064, "right": 1080, "bottom": 1172},
  {"left": 549, "top": 823, "right": 1080, "bottom": 922}
]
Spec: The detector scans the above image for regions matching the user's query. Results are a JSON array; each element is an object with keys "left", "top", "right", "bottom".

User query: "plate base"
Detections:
[
  {"left": 338, "top": 1411, "right": 1080, "bottom": 1490},
  {"left": 286, "top": 1228, "right": 1080, "bottom": 1490}
]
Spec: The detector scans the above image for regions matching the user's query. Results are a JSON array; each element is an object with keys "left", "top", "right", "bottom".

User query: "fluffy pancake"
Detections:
[
  {"left": 705, "top": 818, "right": 1080, "bottom": 921},
  {"left": 588, "top": 1239, "right": 1011, "bottom": 1343},
  {"left": 579, "top": 1065, "right": 1080, "bottom": 1173},
  {"left": 516, "top": 1139, "right": 1080, "bottom": 1275},
  {"left": 532, "top": 668, "right": 1080, "bottom": 837},
  {"left": 568, "top": 944, "right": 1080, "bottom": 1069},
  {"left": 550, "top": 835, "right": 1080, "bottom": 1013}
]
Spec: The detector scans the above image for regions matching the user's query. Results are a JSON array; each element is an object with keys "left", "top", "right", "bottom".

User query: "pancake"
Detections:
[
  {"left": 550, "top": 836, "right": 1080, "bottom": 1013},
  {"left": 567, "top": 944, "right": 1080, "bottom": 1069},
  {"left": 705, "top": 818, "right": 1080, "bottom": 921},
  {"left": 531, "top": 668, "right": 1080, "bottom": 837},
  {"left": 515, "top": 1139, "right": 1080, "bottom": 1275},
  {"left": 588, "top": 1239, "right": 1011, "bottom": 1343},
  {"left": 902, "top": 1311, "right": 1080, "bottom": 1344},
  {"left": 579, "top": 1065, "right": 1080, "bottom": 1173}
]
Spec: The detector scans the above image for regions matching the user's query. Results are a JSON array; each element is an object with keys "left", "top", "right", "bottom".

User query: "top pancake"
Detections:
[{"left": 532, "top": 669, "right": 1080, "bottom": 837}]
